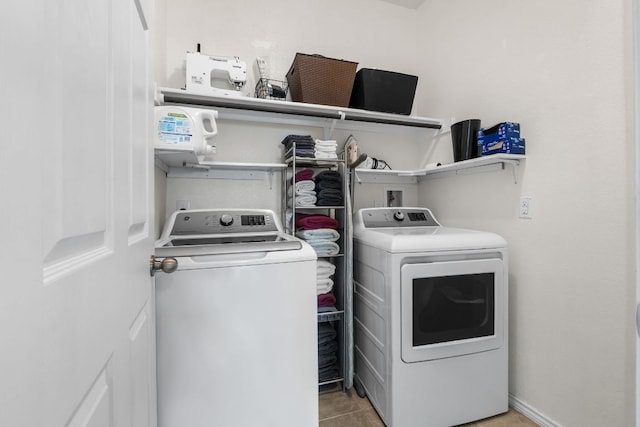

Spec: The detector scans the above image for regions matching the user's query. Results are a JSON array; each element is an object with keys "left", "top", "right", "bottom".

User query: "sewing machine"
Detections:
[{"left": 185, "top": 51, "right": 247, "bottom": 97}]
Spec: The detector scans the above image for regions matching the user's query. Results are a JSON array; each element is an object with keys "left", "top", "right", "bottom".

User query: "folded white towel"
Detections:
[
  {"left": 296, "top": 180, "right": 315, "bottom": 191},
  {"left": 315, "top": 139, "right": 338, "bottom": 147},
  {"left": 287, "top": 194, "right": 317, "bottom": 207},
  {"left": 307, "top": 241, "right": 340, "bottom": 256},
  {"left": 316, "top": 278, "right": 334, "bottom": 295},
  {"left": 314, "top": 140, "right": 338, "bottom": 158},
  {"left": 317, "top": 260, "right": 336, "bottom": 279},
  {"left": 287, "top": 186, "right": 316, "bottom": 197},
  {"left": 296, "top": 228, "right": 340, "bottom": 242},
  {"left": 314, "top": 151, "right": 338, "bottom": 159},
  {"left": 315, "top": 145, "right": 337, "bottom": 152}
]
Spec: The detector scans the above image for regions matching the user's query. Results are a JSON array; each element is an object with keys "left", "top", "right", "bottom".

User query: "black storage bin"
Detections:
[{"left": 349, "top": 68, "right": 418, "bottom": 115}]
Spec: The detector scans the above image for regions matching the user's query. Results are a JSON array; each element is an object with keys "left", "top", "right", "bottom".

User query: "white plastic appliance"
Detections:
[
  {"left": 154, "top": 209, "right": 318, "bottom": 427},
  {"left": 185, "top": 51, "right": 247, "bottom": 96},
  {"left": 352, "top": 207, "right": 508, "bottom": 427},
  {"left": 154, "top": 106, "right": 218, "bottom": 161}
]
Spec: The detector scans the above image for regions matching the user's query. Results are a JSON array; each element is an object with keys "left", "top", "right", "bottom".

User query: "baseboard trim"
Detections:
[{"left": 509, "top": 393, "right": 562, "bottom": 427}]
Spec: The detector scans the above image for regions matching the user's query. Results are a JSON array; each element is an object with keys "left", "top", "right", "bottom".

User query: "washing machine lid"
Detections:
[{"left": 353, "top": 207, "right": 506, "bottom": 252}]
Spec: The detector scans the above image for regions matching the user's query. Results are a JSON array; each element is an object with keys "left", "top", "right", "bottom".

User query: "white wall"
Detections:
[
  {"left": 155, "top": 0, "right": 637, "bottom": 425},
  {"left": 415, "top": 1, "right": 636, "bottom": 426},
  {"left": 157, "top": 0, "right": 420, "bottom": 96},
  {"left": 155, "top": 0, "right": 424, "bottom": 231}
]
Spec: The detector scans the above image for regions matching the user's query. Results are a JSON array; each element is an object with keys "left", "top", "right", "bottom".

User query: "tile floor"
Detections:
[{"left": 319, "top": 388, "right": 539, "bottom": 427}]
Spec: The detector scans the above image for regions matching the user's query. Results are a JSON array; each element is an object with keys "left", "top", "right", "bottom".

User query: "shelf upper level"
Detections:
[{"left": 156, "top": 87, "right": 443, "bottom": 130}]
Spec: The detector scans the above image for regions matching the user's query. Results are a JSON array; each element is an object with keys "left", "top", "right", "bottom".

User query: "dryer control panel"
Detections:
[{"left": 359, "top": 208, "right": 440, "bottom": 228}]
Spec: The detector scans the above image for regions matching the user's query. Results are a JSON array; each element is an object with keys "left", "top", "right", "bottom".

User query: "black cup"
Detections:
[{"left": 451, "top": 119, "right": 481, "bottom": 162}]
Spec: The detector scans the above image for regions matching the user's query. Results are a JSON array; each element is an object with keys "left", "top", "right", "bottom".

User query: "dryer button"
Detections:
[{"left": 393, "top": 211, "right": 405, "bottom": 221}]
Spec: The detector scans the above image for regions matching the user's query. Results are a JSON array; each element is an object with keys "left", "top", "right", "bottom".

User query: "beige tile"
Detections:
[
  {"left": 319, "top": 389, "right": 372, "bottom": 421},
  {"left": 460, "top": 409, "right": 539, "bottom": 427},
  {"left": 320, "top": 389, "right": 538, "bottom": 427},
  {"left": 320, "top": 408, "right": 385, "bottom": 427}
]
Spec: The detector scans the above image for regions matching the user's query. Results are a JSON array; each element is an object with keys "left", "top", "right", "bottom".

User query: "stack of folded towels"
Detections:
[
  {"left": 316, "top": 260, "right": 336, "bottom": 309},
  {"left": 281, "top": 135, "right": 339, "bottom": 161},
  {"left": 314, "top": 139, "right": 338, "bottom": 159},
  {"left": 316, "top": 259, "right": 336, "bottom": 300},
  {"left": 281, "top": 134, "right": 315, "bottom": 160},
  {"left": 318, "top": 323, "right": 339, "bottom": 382},
  {"left": 314, "top": 170, "right": 343, "bottom": 206},
  {"left": 288, "top": 169, "right": 343, "bottom": 208},
  {"left": 288, "top": 168, "right": 316, "bottom": 207},
  {"left": 295, "top": 213, "right": 340, "bottom": 257}
]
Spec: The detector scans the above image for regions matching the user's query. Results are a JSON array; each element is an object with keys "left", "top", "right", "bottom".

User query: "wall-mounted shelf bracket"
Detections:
[
  {"left": 324, "top": 111, "right": 346, "bottom": 140},
  {"left": 419, "top": 126, "right": 446, "bottom": 167},
  {"left": 505, "top": 158, "right": 520, "bottom": 184}
]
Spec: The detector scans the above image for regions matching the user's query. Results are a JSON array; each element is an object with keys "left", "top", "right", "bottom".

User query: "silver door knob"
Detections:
[{"left": 150, "top": 255, "right": 178, "bottom": 276}]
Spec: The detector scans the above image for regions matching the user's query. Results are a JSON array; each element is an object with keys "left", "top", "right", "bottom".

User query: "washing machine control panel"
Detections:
[
  {"left": 360, "top": 208, "right": 440, "bottom": 228},
  {"left": 169, "top": 210, "right": 278, "bottom": 235}
]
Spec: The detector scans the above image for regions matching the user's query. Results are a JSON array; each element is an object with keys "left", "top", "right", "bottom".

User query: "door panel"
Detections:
[
  {"left": 67, "top": 368, "right": 113, "bottom": 427},
  {"left": 129, "top": 27, "right": 151, "bottom": 241},
  {"left": 42, "top": 0, "right": 111, "bottom": 277},
  {"left": 129, "top": 302, "right": 154, "bottom": 427},
  {"left": 401, "top": 258, "right": 504, "bottom": 363}
]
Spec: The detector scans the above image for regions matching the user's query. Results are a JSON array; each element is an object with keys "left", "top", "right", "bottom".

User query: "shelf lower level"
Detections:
[
  {"left": 155, "top": 149, "right": 286, "bottom": 170},
  {"left": 352, "top": 154, "right": 525, "bottom": 184}
]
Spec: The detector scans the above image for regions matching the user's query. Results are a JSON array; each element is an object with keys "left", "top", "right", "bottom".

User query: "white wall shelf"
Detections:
[
  {"left": 155, "top": 150, "right": 286, "bottom": 187},
  {"left": 155, "top": 88, "right": 522, "bottom": 184},
  {"left": 352, "top": 154, "right": 525, "bottom": 184},
  {"left": 155, "top": 149, "right": 285, "bottom": 170},
  {"left": 156, "top": 87, "right": 443, "bottom": 138}
]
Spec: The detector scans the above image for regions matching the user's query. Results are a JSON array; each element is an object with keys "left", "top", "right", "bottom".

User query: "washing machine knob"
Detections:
[
  {"left": 219, "top": 214, "right": 234, "bottom": 226},
  {"left": 393, "top": 211, "right": 405, "bottom": 221}
]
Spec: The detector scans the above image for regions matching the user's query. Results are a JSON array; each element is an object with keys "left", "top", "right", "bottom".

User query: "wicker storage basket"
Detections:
[{"left": 286, "top": 53, "right": 358, "bottom": 107}]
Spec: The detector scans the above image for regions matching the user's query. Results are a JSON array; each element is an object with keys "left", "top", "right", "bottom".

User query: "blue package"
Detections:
[
  {"left": 481, "top": 137, "right": 526, "bottom": 155},
  {"left": 478, "top": 122, "right": 525, "bottom": 155}
]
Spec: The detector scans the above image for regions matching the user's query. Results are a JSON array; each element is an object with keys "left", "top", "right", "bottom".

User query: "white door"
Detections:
[{"left": 0, "top": 1, "right": 155, "bottom": 426}]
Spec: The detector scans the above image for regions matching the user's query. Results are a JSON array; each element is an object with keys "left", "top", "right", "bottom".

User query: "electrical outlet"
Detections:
[{"left": 519, "top": 196, "right": 532, "bottom": 219}]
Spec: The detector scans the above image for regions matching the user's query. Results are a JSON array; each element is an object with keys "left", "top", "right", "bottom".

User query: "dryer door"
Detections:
[{"left": 400, "top": 258, "right": 505, "bottom": 363}]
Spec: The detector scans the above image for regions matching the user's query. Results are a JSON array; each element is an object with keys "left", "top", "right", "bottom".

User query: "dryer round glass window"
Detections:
[
  {"left": 412, "top": 272, "right": 495, "bottom": 346},
  {"left": 400, "top": 258, "right": 505, "bottom": 363}
]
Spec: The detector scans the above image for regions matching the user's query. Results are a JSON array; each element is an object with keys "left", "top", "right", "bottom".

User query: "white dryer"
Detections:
[
  {"left": 153, "top": 209, "right": 318, "bottom": 427},
  {"left": 353, "top": 207, "right": 508, "bottom": 427}
]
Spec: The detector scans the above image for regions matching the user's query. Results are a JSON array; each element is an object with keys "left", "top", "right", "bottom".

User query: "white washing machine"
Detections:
[
  {"left": 153, "top": 209, "right": 318, "bottom": 427},
  {"left": 353, "top": 207, "right": 508, "bottom": 427}
]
